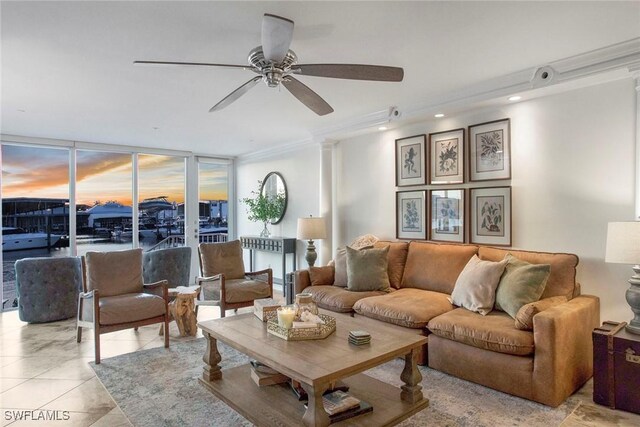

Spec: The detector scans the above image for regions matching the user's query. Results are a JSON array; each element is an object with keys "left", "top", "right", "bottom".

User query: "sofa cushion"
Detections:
[
  {"left": 99, "top": 293, "right": 166, "bottom": 326},
  {"left": 515, "top": 296, "right": 568, "bottom": 330},
  {"left": 401, "top": 241, "right": 478, "bottom": 294},
  {"left": 354, "top": 288, "right": 454, "bottom": 329},
  {"left": 450, "top": 255, "right": 508, "bottom": 315},
  {"left": 478, "top": 246, "right": 578, "bottom": 300},
  {"left": 374, "top": 241, "right": 409, "bottom": 289},
  {"left": 495, "top": 254, "right": 550, "bottom": 318},
  {"left": 302, "top": 286, "right": 386, "bottom": 313},
  {"left": 347, "top": 246, "right": 391, "bottom": 292},
  {"left": 334, "top": 247, "right": 349, "bottom": 287},
  {"left": 309, "top": 266, "right": 335, "bottom": 286},
  {"left": 428, "top": 308, "right": 534, "bottom": 356},
  {"left": 199, "top": 240, "right": 246, "bottom": 280},
  {"left": 86, "top": 249, "right": 144, "bottom": 297}
]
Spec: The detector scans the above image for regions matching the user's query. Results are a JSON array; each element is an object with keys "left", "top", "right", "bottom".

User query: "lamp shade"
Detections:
[
  {"left": 297, "top": 217, "right": 327, "bottom": 240},
  {"left": 605, "top": 221, "right": 640, "bottom": 264}
]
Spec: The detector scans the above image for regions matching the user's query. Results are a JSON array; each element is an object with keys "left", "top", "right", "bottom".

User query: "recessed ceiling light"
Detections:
[
  {"left": 434, "top": 113, "right": 445, "bottom": 118},
  {"left": 508, "top": 95, "right": 522, "bottom": 101},
  {"left": 152, "top": 127, "right": 159, "bottom": 130},
  {"left": 378, "top": 126, "right": 388, "bottom": 131},
  {"left": 17, "top": 109, "right": 26, "bottom": 113}
]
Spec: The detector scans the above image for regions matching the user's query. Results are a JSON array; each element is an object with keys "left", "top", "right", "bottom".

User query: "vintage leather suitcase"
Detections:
[{"left": 593, "top": 320, "right": 640, "bottom": 414}]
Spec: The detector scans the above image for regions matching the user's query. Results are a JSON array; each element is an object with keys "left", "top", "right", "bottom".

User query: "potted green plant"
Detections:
[{"left": 241, "top": 180, "right": 286, "bottom": 237}]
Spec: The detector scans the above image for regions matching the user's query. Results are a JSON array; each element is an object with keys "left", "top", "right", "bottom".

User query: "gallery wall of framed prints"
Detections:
[{"left": 394, "top": 118, "right": 512, "bottom": 246}]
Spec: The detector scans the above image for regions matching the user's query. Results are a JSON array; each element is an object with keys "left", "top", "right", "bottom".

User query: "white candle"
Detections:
[{"left": 277, "top": 307, "right": 295, "bottom": 329}]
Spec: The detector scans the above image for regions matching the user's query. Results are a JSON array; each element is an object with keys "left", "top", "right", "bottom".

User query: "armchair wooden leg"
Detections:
[
  {"left": 164, "top": 315, "right": 170, "bottom": 348},
  {"left": 94, "top": 326, "right": 101, "bottom": 365},
  {"left": 220, "top": 308, "right": 226, "bottom": 318},
  {"left": 76, "top": 325, "right": 82, "bottom": 343},
  {"left": 134, "top": 327, "right": 139, "bottom": 331},
  {"left": 195, "top": 305, "right": 199, "bottom": 317}
]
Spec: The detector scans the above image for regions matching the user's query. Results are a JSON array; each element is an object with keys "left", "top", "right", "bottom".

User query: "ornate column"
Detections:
[{"left": 319, "top": 140, "right": 336, "bottom": 265}]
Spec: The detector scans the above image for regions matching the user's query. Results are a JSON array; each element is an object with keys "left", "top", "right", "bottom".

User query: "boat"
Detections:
[{"left": 2, "top": 227, "right": 63, "bottom": 251}]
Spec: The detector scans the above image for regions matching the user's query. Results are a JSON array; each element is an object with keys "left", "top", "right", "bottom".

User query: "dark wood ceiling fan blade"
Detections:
[
  {"left": 282, "top": 76, "right": 333, "bottom": 116},
  {"left": 295, "top": 64, "right": 404, "bottom": 81},
  {"left": 209, "top": 76, "right": 262, "bottom": 112},
  {"left": 262, "top": 14, "right": 294, "bottom": 63},
  {"left": 134, "top": 60, "right": 250, "bottom": 70}
]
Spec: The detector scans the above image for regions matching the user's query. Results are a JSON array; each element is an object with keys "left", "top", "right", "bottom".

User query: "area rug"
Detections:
[{"left": 91, "top": 339, "right": 581, "bottom": 426}]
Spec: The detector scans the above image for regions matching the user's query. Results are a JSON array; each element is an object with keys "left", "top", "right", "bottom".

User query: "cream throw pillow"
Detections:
[{"left": 450, "top": 255, "right": 508, "bottom": 315}]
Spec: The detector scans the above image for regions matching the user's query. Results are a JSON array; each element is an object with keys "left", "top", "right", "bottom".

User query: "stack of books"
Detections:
[
  {"left": 249, "top": 360, "right": 289, "bottom": 387},
  {"left": 349, "top": 330, "right": 371, "bottom": 346},
  {"left": 305, "top": 390, "right": 373, "bottom": 423}
]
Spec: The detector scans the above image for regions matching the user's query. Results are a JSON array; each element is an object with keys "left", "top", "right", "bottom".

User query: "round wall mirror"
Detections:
[{"left": 260, "top": 172, "right": 287, "bottom": 224}]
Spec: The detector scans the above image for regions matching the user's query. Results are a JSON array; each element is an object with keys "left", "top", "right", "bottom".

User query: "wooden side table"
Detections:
[{"left": 167, "top": 286, "right": 201, "bottom": 337}]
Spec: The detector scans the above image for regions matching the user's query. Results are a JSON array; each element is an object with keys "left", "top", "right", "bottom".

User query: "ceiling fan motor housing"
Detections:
[{"left": 248, "top": 46, "right": 298, "bottom": 87}]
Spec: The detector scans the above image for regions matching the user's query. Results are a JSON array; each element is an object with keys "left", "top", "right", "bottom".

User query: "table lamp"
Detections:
[
  {"left": 605, "top": 221, "right": 640, "bottom": 334},
  {"left": 297, "top": 216, "right": 327, "bottom": 267}
]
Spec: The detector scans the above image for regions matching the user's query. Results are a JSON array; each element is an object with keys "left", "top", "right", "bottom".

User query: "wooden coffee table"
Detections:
[{"left": 198, "top": 311, "right": 428, "bottom": 426}]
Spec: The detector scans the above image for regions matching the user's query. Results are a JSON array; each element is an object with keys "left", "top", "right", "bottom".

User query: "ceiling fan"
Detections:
[{"left": 134, "top": 14, "right": 404, "bottom": 116}]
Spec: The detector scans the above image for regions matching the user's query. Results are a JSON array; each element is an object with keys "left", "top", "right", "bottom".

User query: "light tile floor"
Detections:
[
  {"left": 2, "top": 299, "right": 640, "bottom": 427},
  {"left": 0, "top": 304, "right": 236, "bottom": 426}
]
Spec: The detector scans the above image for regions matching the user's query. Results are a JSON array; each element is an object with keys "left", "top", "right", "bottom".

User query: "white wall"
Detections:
[
  {"left": 236, "top": 145, "right": 321, "bottom": 285},
  {"left": 335, "top": 78, "right": 636, "bottom": 322}
]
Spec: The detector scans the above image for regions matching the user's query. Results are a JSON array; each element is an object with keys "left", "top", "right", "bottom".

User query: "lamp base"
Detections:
[
  {"left": 626, "top": 266, "right": 640, "bottom": 335},
  {"left": 305, "top": 240, "right": 317, "bottom": 268}
]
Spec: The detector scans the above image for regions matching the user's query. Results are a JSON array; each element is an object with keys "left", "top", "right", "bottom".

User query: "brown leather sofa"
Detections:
[{"left": 293, "top": 240, "right": 600, "bottom": 407}]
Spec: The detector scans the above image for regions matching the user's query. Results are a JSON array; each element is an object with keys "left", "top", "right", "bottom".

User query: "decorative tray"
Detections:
[{"left": 266, "top": 313, "right": 336, "bottom": 341}]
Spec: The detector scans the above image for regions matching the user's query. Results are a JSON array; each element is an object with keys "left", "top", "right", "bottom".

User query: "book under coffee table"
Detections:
[{"left": 197, "top": 311, "right": 428, "bottom": 427}]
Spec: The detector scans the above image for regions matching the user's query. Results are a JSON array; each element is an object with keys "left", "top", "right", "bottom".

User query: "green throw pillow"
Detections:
[
  {"left": 346, "top": 246, "right": 391, "bottom": 292},
  {"left": 495, "top": 253, "right": 551, "bottom": 319}
]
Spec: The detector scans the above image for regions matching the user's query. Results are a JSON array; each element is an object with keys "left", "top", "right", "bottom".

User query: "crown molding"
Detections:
[{"left": 238, "top": 37, "right": 640, "bottom": 161}]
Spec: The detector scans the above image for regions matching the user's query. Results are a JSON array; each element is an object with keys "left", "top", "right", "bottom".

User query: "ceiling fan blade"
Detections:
[
  {"left": 209, "top": 76, "right": 262, "bottom": 112},
  {"left": 282, "top": 76, "right": 333, "bottom": 116},
  {"left": 295, "top": 64, "right": 404, "bottom": 82},
  {"left": 134, "top": 60, "right": 250, "bottom": 70},
  {"left": 262, "top": 14, "right": 294, "bottom": 63}
]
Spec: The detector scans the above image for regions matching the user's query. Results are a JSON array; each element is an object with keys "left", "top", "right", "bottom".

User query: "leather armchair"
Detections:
[
  {"left": 76, "top": 248, "right": 170, "bottom": 364},
  {"left": 196, "top": 240, "right": 272, "bottom": 318}
]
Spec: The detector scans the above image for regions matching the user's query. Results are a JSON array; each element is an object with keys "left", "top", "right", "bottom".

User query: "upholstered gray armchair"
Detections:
[
  {"left": 15, "top": 256, "right": 82, "bottom": 323},
  {"left": 76, "top": 248, "right": 170, "bottom": 364},
  {"left": 143, "top": 246, "right": 192, "bottom": 289},
  {"left": 197, "top": 240, "right": 273, "bottom": 318}
]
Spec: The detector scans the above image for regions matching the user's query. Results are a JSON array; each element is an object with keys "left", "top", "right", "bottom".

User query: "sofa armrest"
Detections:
[
  {"left": 532, "top": 295, "right": 600, "bottom": 406},
  {"left": 294, "top": 269, "right": 311, "bottom": 294}
]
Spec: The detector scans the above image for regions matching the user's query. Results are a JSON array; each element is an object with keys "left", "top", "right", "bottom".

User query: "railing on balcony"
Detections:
[{"left": 146, "top": 233, "right": 228, "bottom": 251}]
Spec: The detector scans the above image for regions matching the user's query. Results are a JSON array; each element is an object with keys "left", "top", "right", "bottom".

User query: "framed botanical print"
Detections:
[
  {"left": 469, "top": 118, "right": 511, "bottom": 181},
  {"left": 395, "top": 134, "right": 427, "bottom": 187},
  {"left": 429, "top": 128, "right": 464, "bottom": 184},
  {"left": 470, "top": 186, "right": 512, "bottom": 246},
  {"left": 396, "top": 190, "right": 427, "bottom": 240},
  {"left": 430, "top": 189, "right": 465, "bottom": 243}
]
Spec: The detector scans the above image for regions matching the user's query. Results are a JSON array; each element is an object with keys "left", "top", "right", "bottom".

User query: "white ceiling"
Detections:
[{"left": 2, "top": 1, "right": 639, "bottom": 157}]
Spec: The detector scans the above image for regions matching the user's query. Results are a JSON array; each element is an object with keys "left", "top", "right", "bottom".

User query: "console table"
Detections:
[{"left": 240, "top": 236, "right": 297, "bottom": 304}]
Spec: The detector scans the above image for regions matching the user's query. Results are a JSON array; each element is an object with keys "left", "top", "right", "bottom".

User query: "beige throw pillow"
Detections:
[
  {"left": 309, "top": 266, "right": 335, "bottom": 286},
  {"left": 495, "top": 254, "right": 551, "bottom": 318},
  {"left": 346, "top": 246, "right": 391, "bottom": 292},
  {"left": 515, "top": 296, "right": 568, "bottom": 330},
  {"left": 450, "top": 255, "right": 508, "bottom": 315}
]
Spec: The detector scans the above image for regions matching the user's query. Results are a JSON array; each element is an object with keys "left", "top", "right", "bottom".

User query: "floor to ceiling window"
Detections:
[
  {"left": 1, "top": 144, "right": 70, "bottom": 310},
  {"left": 75, "top": 150, "right": 133, "bottom": 256},
  {"left": 138, "top": 154, "right": 186, "bottom": 247},
  {"left": 198, "top": 161, "right": 230, "bottom": 243}
]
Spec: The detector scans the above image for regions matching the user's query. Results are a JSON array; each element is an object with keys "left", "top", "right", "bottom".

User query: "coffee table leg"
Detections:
[
  {"left": 202, "top": 331, "right": 222, "bottom": 382},
  {"left": 301, "top": 382, "right": 330, "bottom": 427},
  {"left": 400, "top": 348, "right": 423, "bottom": 404}
]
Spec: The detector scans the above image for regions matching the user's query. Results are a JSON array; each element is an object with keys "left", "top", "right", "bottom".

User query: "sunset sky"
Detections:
[{"left": 1, "top": 145, "right": 228, "bottom": 206}]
